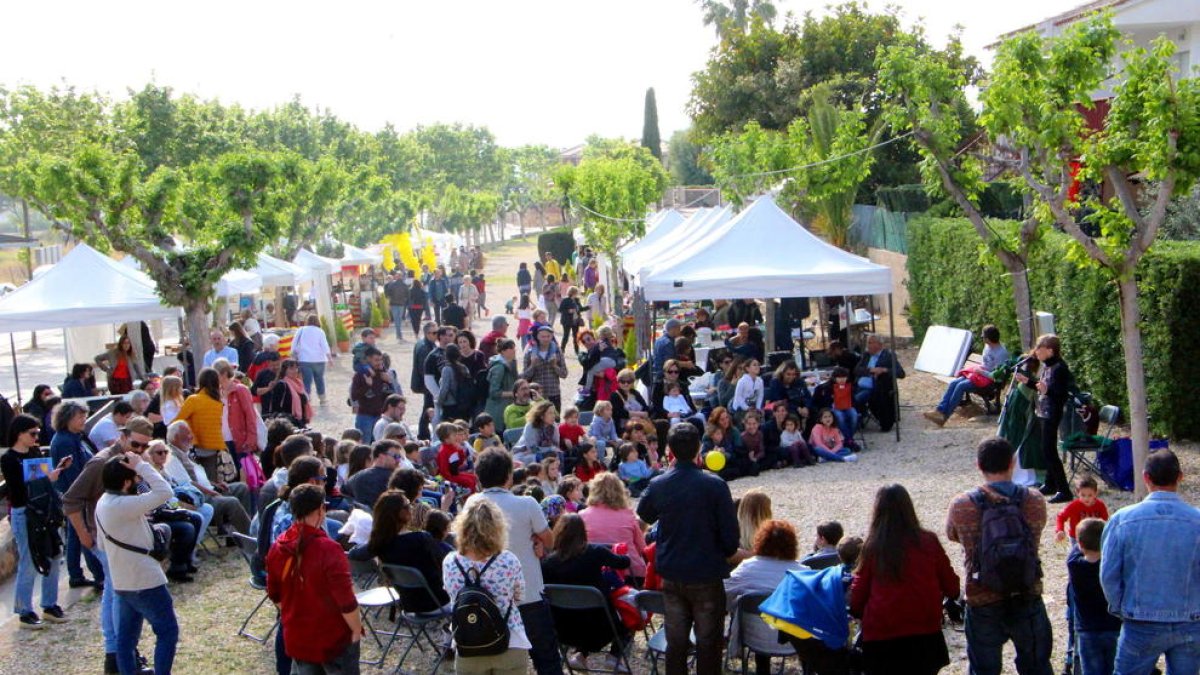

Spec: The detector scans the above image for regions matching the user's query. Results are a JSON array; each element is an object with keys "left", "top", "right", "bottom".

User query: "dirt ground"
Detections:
[{"left": 3, "top": 234, "right": 1194, "bottom": 674}]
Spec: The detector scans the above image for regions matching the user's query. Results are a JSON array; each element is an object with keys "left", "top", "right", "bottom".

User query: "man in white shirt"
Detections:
[
  {"left": 290, "top": 315, "right": 334, "bottom": 405},
  {"left": 88, "top": 401, "right": 134, "bottom": 450},
  {"left": 202, "top": 330, "right": 239, "bottom": 368},
  {"left": 372, "top": 395, "right": 413, "bottom": 444}
]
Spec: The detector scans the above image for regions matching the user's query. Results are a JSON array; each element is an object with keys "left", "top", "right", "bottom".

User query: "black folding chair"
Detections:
[
  {"left": 377, "top": 563, "right": 452, "bottom": 674},
  {"left": 230, "top": 532, "right": 278, "bottom": 644},
  {"left": 544, "top": 584, "right": 635, "bottom": 674},
  {"left": 1064, "top": 404, "right": 1124, "bottom": 489},
  {"left": 729, "top": 593, "right": 796, "bottom": 675}
]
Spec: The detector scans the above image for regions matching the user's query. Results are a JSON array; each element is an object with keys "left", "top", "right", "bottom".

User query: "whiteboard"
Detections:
[{"left": 914, "top": 326, "right": 973, "bottom": 377}]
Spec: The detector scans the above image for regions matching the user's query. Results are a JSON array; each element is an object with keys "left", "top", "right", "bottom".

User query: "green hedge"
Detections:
[
  {"left": 907, "top": 217, "right": 1200, "bottom": 439},
  {"left": 537, "top": 229, "right": 575, "bottom": 268}
]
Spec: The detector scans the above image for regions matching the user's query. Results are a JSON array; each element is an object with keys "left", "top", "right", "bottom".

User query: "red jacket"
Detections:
[
  {"left": 226, "top": 383, "right": 259, "bottom": 453},
  {"left": 574, "top": 460, "right": 605, "bottom": 483},
  {"left": 1055, "top": 498, "right": 1108, "bottom": 539},
  {"left": 266, "top": 522, "right": 358, "bottom": 663},
  {"left": 849, "top": 531, "right": 959, "bottom": 642}
]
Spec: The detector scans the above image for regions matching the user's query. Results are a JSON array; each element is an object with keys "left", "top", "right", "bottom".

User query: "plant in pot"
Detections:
[
  {"left": 375, "top": 294, "right": 390, "bottom": 327},
  {"left": 334, "top": 315, "right": 351, "bottom": 353},
  {"left": 370, "top": 303, "right": 386, "bottom": 331}
]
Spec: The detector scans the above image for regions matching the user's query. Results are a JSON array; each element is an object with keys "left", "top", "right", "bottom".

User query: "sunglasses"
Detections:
[
  {"left": 665, "top": 369, "right": 679, "bottom": 374},
  {"left": 128, "top": 440, "right": 150, "bottom": 450}
]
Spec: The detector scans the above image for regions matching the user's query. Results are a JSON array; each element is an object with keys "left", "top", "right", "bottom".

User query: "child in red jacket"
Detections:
[
  {"left": 435, "top": 422, "right": 477, "bottom": 492},
  {"left": 1055, "top": 474, "right": 1109, "bottom": 542}
]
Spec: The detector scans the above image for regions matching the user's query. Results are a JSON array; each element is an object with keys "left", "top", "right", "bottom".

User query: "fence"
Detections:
[{"left": 851, "top": 205, "right": 910, "bottom": 254}]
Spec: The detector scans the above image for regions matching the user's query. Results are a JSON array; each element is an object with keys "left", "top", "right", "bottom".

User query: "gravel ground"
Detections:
[{"left": 4, "top": 234, "right": 1194, "bottom": 674}]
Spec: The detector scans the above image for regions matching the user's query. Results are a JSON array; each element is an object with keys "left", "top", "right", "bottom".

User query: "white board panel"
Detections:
[{"left": 914, "top": 325, "right": 973, "bottom": 377}]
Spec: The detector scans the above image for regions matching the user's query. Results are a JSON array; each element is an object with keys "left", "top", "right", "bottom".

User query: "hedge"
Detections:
[
  {"left": 907, "top": 217, "right": 1200, "bottom": 439},
  {"left": 537, "top": 230, "right": 575, "bottom": 267}
]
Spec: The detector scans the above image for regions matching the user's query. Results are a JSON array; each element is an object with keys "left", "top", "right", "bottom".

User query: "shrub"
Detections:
[
  {"left": 907, "top": 217, "right": 1200, "bottom": 438},
  {"left": 538, "top": 230, "right": 576, "bottom": 267}
]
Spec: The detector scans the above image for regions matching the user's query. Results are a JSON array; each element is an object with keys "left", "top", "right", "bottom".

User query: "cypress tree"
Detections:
[{"left": 641, "top": 88, "right": 662, "bottom": 161}]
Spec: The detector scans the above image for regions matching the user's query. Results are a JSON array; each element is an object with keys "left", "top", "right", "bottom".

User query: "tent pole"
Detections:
[
  {"left": 10, "top": 333, "right": 21, "bottom": 402},
  {"left": 889, "top": 293, "right": 899, "bottom": 442}
]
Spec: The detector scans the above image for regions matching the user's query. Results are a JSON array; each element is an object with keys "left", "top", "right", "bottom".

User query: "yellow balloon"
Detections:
[{"left": 704, "top": 451, "right": 726, "bottom": 472}]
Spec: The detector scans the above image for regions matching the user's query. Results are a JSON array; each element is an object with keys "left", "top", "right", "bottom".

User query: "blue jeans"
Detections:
[
  {"left": 298, "top": 361, "right": 326, "bottom": 397},
  {"left": 518, "top": 598, "right": 564, "bottom": 675},
  {"left": 964, "top": 596, "right": 1054, "bottom": 675},
  {"left": 811, "top": 445, "right": 853, "bottom": 462},
  {"left": 93, "top": 546, "right": 118, "bottom": 652},
  {"left": 116, "top": 584, "right": 178, "bottom": 675},
  {"left": 292, "top": 639, "right": 360, "bottom": 675},
  {"left": 1114, "top": 619, "right": 1200, "bottom": 675},
  {"left": 10, "top": 507, "right": 60, "bottom": 615},
  {"left": 389, "top": 305, "right": 406, "bottom": 339},
  {"left": 832, "top": 408, "right": 859, "bottom": 442},
  {"left": 65, "top": 523, "right": 105, "bottom": 583},
  {"left": 354, "top": 414, "right": 380, "bottom": 444},
  {"left": 937, "top": 377, "right": 977, "bottom": 417},
  {"left": 1077, "top": 630, "right": 1118, "bottom": 675}
]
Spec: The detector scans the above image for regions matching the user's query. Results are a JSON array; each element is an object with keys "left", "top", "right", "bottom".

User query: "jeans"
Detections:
[
  {"left": 937, "top": 377, "right": 977, "bottom": 416},
  {"left": 1114, "top": 619, "right": 1200, "bottom": 675},
  {"left": 291, "top": 639, "right": 360, "bottom": 675},
  {"left": 298, "top": 361, "right": 326, "bottom": 398},
  {"left": 964, "top": 596, "right": 1054, "bottom": 675},
  {"left": 419, "top": 392, "right": 434, "bottom": 441},
  {"left": 10, "top": 507, "right": 60, "bottom": 615},
  {"left": 389, "top": 305, "right": 405, "bottom": 339},
  {"left": 275, "top": 622, "right": 292, "bottom": 675},
  {"left": 518, "top": 599, "right": 565, "bottom": 675},
  {"left": 832, "top": 408, "right": 859, "bottom": 443},
  {"left": 354, "top": 414, "right": 380, "bottom": 444},
  {"left": 662, "top": 578, "right": 726, "bottom": 675},
  {"left": 116, "top": 584, "right": 178, "bottom": 675},
  {"left": 93, "top": 546, "right": 118, "bottom": 652},
  {"left": 65, "top": 522, "right": 105, "bottom": 583},
  {"left": 811, "top": 445, "right": 853, "bottom": 462},
  {"left": 409, "top": 307, "right": 424, "bottom": 336},
  {"left": 1077, "top": 630, "right": 1118, "bottom": 675}
]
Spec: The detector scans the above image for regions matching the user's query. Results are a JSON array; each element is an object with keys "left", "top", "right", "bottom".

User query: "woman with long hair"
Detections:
[
  {"left": 513, "top": 399, "right": 560, "bottom": 465},
  {"left": 175, "top": 367, "right": 227, "bottom": 479},
  {"left": 541, "top": 512, "right": 632, "bottom": 671},
  {"left": 158, "top": 375, "right": 186, "bottom": 427},
  {"left": 442, "top": 497, "right": 531, "bottom": 672},
  {"left": 850, "top": 484, "right": 959, "bottom": 675},
  {"left": 349, "top": 490, "right": 448, "bottom": 610},
  {"left": 61, "top": 363, "right": 97, "bottom": 399},
  {"left": 609, "top": 368, "right": 650, "bottom": 433},
  {"left": 228, "top": 321, "right": 258, "bottom": 374},
  {"left": 736, "top": 489, "right": 773, "bottom": 552},
  {"left": 438, "top": 343, "right": 475, "bottom": 422},
  {"left": 265, "top": 359, "right": 312, "bottom": 428},
  {"left": 95, "top": 332, "right": 145, "bottom": 395},
  {"left": 23, "top": 384, "right": 58, "bottom": 446},
  {"left": 558, "top": 286, "right": 585, "bottom": 355}
]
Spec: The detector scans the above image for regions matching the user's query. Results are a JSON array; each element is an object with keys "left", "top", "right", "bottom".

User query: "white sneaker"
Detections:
[{"left": 843, "top": 453, "right": 859, "bottom": 462}]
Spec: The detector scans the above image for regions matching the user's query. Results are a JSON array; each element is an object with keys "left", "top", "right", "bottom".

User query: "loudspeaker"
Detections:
[{"left": 779, "top": 297, "right": 811, "bottom": 325}]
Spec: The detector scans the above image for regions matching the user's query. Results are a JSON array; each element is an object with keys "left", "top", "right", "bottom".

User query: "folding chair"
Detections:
[
  {"left": 349, "top": 556, "right": 381, "bottom": 590},
  {"left": 354, "top": 575, "right": 400, "bottom": 667},
  {"left": 634, "top": 590, "right": 695, "bottom": 675},
  {"left": 502, "top": 427, "right": 523, "bottom": 449},
  {"left": 1064, "top": 404, "right": 1123, "bottom": 488},
  {"left": 544, "top": 584, "right": 635, "bottom": 674},
  {"left": 230, "top": 532, "right": 278, "bottom": 644},
  {"left": 730, "top": 593, "right": 796, "bottom": 675},
  {"left": 377, "top": 564, "right": 452, "bottom": 674}
]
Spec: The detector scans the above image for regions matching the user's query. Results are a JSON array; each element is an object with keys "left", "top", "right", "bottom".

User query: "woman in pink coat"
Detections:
[{"left": 579, "top": 472, "right": 648, "bottom": 582}]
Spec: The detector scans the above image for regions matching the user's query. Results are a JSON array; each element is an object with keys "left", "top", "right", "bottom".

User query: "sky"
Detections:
[{"left": 1, "top": 0, "right": 1087, "bottom": 149}]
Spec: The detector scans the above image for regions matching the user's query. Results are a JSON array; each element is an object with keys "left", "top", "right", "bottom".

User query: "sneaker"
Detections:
[
  {"left": 922, "top": 411, "right": 947, "bottom": 427},
  {"left": 842, "top": 454, "right": 859, "bottom": 463},
  {"left": 68, "top": 578, "right": 95, "bottom": 588},
  {"left": 104, "top": 653, "right": 119, "bottom": 674},
  {"left": 18, "top": 612, "right": 44, "bottom": 630},
  {"left": 41, "top": 606, "right": 67, "bottom": 623},
  {"left": 567, "top": 652, "right": 589, "bottom": 670}
]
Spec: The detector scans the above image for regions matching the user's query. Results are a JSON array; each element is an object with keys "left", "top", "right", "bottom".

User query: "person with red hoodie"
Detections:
[
  {"left": 435, "top": 422, "right": 477, "bottom": 492},
  {"left": 267, "top": 484, "right": 363, "bottom": 674}
]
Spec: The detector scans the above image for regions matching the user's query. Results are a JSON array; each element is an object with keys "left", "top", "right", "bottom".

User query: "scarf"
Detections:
[{"left": 284, "top": 376, "right": 312, "bottom": 423}]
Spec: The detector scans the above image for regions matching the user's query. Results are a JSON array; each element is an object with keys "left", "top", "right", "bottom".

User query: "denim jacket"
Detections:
[{"left": 1101, "top": 491, "right": 1200, "bottom": 623}]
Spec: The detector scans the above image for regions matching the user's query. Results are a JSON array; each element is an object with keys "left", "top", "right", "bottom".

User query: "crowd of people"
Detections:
[{"left": 1, "top": 245, "right": 1197, "bottom": 675}]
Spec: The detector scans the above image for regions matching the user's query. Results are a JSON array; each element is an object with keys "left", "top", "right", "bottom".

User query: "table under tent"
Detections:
[{"left": 627, "top": 195, "right": 900, "bottom": 439}]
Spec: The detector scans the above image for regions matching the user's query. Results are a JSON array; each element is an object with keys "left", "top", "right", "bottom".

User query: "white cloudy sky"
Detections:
[{"left": 2, "top": 0, "right": 1084, "bottom": 148}]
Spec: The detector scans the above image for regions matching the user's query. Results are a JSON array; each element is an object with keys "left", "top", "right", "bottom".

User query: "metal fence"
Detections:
[{"left": 851, "top": 205, "right": 909, "bottom": 254}]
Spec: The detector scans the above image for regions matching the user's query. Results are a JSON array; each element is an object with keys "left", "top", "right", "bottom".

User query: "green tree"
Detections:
[
  {"left": 641, "top": 88, "right": 662, "bottom": 160},
  {"left": 985, "top": 16, "right": 1200, "bottom": 495},
  {"left": 696, "top": 0, "right": 777, "bottom": 38},
  {"left": 667, "top": 129, "right": 715, "bottom": 185}
]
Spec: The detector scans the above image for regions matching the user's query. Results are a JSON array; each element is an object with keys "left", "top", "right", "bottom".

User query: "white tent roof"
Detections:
[
  {"left": 215, "top": 269, "right": 263, "bottom": 297},
  {"left": 633, "top": 206, "right": 733, "bottom": 280},
  {"left": 644, "top": 209, "right": 683, "bottom": 234},
  {"left": 341, "top": 242, "right": 383, "bottom": 266},
  {"left": 619, "top": 209, "right": 693, "bottom": 269},
  {"left": 641, "top": 196, "right": 892, "bottom": 301},
  {"left": 292, "top": 248, "right": 340, "bottom": 274},
  {"left": 0, "top": 243, "right": 179, "bottom": 332},
  {"left": 249, "top": 252, "right": 311, "bottom": 286}
]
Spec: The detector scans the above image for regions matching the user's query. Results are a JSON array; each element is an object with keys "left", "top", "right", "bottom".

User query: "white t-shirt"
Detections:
[
  {"left": 243, "top": 318, "right": 261, "bottom": 336},
  {"left": 662, "top": 394, "right": 692, "bottom": 417},
  {"left": 88, "top": 415, "right": 120, "bottom": 449},
  {"left": 338, "top": 508, "right": 374, "bottom": 547},
  {"left": 290, "top": 325, "right": 331, "bottom": 363},
  {"left": 477, "top": 488, "right": 549, "bottom": 604}
]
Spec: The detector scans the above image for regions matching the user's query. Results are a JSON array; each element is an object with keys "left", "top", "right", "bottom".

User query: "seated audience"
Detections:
[
  {"left": 349, "top": 489, "right": 449, "bottom": 610},
  {"left": 724, "top": 520, "right": 806, "bottom": 675}
]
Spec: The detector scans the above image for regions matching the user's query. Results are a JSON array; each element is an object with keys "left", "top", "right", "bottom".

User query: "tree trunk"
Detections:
[
  {"left": 538, "top": 205, "right": 548, "bottom": 231},
  {"left": 518, "top": 212, "right": 525, "bottom": 238},
  {"left": 1008, "top": 258, "right": 1036, "bottom": 351},
  {"left": 1117, "top": 275, "right": 1151, "bottom": 499},
  {"left": 185, "top": 301, "right": 211, "bottom": 373}
]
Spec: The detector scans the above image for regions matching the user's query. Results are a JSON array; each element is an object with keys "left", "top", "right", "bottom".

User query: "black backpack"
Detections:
[
  {"left": 970, "top": 486, "right": 1040, "bottom": 596},
  {"left": 451, "top": 555, "right": 512, "bottom": 657}
]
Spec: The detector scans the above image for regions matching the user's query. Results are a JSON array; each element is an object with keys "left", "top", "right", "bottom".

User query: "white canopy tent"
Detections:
[
  {"left": 631, "top": 205, "right": 733, "bottom": 283},
  {"left": 215, "top": 269, "right": 263, "bottom": 297},
  {"left": 619, "top": 209, "right": 696, "bottom": 274},
  {"left": 340, "top": 242, "right": 383, "bottom": 267},
  {"left": 292, "top": 248, "right": 339, "bottom": 331},
  {"left": 643, "top": 209, "right": 683, "bottom": 235},
  {"left": 640, "top": 196, "right": 891, "bottom": 301},
  {"left": 249, "top": 252, "right": 311, "bottom": 286}
]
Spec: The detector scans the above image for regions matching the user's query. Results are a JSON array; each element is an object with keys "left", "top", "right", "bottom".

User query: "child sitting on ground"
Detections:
[
  {"left": 472, "top": 413, "right": 503, "bottom": 455},
  {"left": 808, "top": 408, "right": 857, "bottom": 463},
  {"left": 557, "top": 477, "right": 585, "bottom": 514},
  {"left": 558, "top": 406, "right": 588, "bottom": 453},
  {"left": 779, "top": 414, "right": 815, "bottom": 467},
  {"left": 435, "top": 422, "right": 477, "bottom": 492},
  {"left": 573, "top": 442, "right": 606, "bottom": 483},
  {"left": 540, "top": 456, "right": 562, "bottom": 496},
  {"left": 739, "top": 409, "right": 769, "bottom": 475},
  {"left": 589, "top": 400, "right": 621, "bottom": 457},
  {"left": 645, "top": 435, "right": 662, "bottom": 469},
  {"left": 525, "top": 462, "right": 545, "bottom": 493},
  {"left": 617, "top": 442, "right": 656, "bottom": 497},
  {"left": 1067, "top": 518, "right": 1121, "bottom": 675}
]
